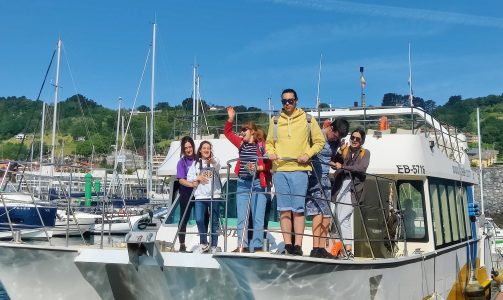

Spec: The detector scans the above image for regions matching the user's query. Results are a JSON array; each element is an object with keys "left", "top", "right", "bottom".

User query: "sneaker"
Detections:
[
  {"left": 345, "top": 250, "right": 354, "bottom": 260},
  {"left": 317, "top": 248, "right": 335, "bottom": 259},
  {"left": 277, "top": 244, "right": 294, "bottom": 255},
  {"left": 232, "top": 247, "right": 249, "bottom": 253},
  {"left": 292, "top": 245, "right": 303, "bottom": 256},
  {"left": 196, "top": 244, "right": 210, "bottom": 254},
  {"left": 210, "top": 246, "right": 222, "bottom": 254},
  {"left": 309, "top": 248, "right": 320, "bottom": 258}
]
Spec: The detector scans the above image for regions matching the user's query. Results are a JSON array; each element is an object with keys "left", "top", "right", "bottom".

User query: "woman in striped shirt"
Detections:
[{"left": 224, "top": 106, "right": 271, "bottom": 252}]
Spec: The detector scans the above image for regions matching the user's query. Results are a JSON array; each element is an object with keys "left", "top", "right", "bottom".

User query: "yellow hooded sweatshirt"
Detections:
[{"left": 266, "top": 108, "right": 325, "bottom": 172}]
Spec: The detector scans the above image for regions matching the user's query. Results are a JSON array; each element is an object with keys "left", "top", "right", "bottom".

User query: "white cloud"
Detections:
[{"left": 271, "top": 0, "right": 503, "bottom": 29}]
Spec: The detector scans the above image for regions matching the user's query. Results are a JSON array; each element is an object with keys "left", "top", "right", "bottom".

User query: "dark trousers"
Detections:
[{"left": 178, "top": 190, "right": 209, "bottom": 244}]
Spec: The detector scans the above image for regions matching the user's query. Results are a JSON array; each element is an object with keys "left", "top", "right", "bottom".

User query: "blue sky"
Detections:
[{"left": 1, "top": 0, "right": 502, "bottom": 110}]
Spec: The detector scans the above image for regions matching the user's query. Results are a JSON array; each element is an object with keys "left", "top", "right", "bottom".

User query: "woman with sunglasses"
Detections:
[
  {"left": 224, "top": 106, "right": 271, "bottom": 252},
  {"left": 332, "top": 128, "right": 370, "bottom": 259}
]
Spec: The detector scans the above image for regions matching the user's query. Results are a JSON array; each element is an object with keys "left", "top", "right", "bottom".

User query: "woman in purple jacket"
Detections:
[{"left": 176, "top": 136, "right": 197, "bottom": 252}]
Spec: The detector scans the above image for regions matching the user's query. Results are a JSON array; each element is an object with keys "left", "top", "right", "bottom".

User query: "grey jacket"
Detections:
[{"left": 331, "top": 147, "right": 371, "bottom": 205}]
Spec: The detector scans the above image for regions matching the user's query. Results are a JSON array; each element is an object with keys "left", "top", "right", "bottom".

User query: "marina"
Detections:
[
  {"left": 2, "top": 2, "right": 503, "bottom": 299},
  {"left": 1, "top": 106, "right": 502, "bottom": 299}
]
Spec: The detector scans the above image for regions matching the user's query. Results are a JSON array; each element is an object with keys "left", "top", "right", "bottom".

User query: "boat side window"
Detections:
[
  {"left": 459, "top": 184, "right": 472, "bottom": 239},
  {"left": 429, "top": 178, "right": 472, "bottom": 248},
  {"left": 455, "top": 183, "right": 467, "bottom": 240},
  {"left": 438, "top": 184, "right": 452, "bottom": 243},
  {"left": 447, "top": 185, "right": 460, "bottom": 241},
  {"left": 397, "top": 180, "right": 426, "bottom": 240},
  {"left": 429, "top": 182, "right": 444, "bottom": 246}
]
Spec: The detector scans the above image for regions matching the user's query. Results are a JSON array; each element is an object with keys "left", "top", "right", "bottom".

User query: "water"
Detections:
[{"left": 0, "top": 282, "right": 9, "bottom": 300}]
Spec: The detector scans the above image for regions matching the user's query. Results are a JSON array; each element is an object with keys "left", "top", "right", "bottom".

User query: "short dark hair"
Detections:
[
  {"left": 281, "top": 88, "right": 297, "bottom": 100},
  {"left": 330, "top": 118, "right": 349, "bottom": 138},
  {"left": 351, "top": 128, "right": 366, "bottom": 144}
]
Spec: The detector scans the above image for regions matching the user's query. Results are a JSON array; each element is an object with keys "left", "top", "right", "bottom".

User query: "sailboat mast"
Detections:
[
  {"left": 477, "top": 108, "right": 485, "bottom": 215},
  {"left": 38, "top": 102, "right": 46, "bottom": 198},
  {"left": 408, "top": 43, "right": 413, "bottom": 107},
  {"left": 316, "top": 53, "right": 322, "bottom": 121},
  {"left": 196, "top": 74, "right": 200, "bottom": 138},
  {"left": 50, "top": 39, "right": 61, "bottom": 165},
  {"left": 148, "top": 22, "right": 156, "bottom": 197},
  {"left": 192, "top": 62, "right": 197, "bottom": 139}
]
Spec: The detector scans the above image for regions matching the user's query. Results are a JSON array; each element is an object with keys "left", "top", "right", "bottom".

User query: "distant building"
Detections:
[
  {"left": 15, "top": 133, "right": 25, "bottom": 140},
  {"left": 464, "top": 132, "right": 479, "bottom": 144},
  {"left": 76, "top": 136, "right": 86, "bottom": 142},
  {"left": 106, "top": 149, "right": 145, "bottom": 169},
  {"left": 209, "top": 105, "right": 225, "bottom": 111},
  {"left": 467, "top": 148, "right": 499, "bottom": 167}
]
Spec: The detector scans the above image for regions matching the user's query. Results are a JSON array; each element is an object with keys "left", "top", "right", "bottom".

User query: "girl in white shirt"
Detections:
[{"left": 187, "top": 141, "right": 222, "bottom": 253}]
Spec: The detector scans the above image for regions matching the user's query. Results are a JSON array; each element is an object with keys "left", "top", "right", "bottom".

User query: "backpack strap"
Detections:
[
  {"left": 342, "top": 147, "right": 365, "bottom": 159},
  {"left": 306, "top": 113, "right": 312, "bottom": 146}
]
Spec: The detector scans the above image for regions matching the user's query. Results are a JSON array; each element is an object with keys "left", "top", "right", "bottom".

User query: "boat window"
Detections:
[
  {"left": 429, "top": 183, "right": 444, "bottom": 246},
  {"left": 438, "top": 184, "right": 452, "bottom": 243},
  {"left": 397, "top": 180, "right": 426, "bottom": 240},
  {"left": 459, "top": 184, "right": 472, "bottom": 239},
  {"left": 455, "top": 183, "right": 467, "bottom": 240},
  {"left": 447, "top": 185, "right": 460, "bottom": 241}
]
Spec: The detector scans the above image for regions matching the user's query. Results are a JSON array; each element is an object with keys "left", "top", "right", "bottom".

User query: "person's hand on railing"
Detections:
[
  {"left": 267, "top": 153, "right": 278, "bottom": 161},
  {"left": 297, "top": 153, "right": 309, "bottom": 164}
]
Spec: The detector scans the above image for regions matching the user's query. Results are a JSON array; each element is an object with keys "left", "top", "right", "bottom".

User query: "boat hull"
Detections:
[
  {"left": 0, "top": 243, "right": 101, "bottom": 300},
  {"left": 75, "top": 249, "right": 248, "bottom": 299},
  {"left": 214, "top": 241, "right": 492, "bottom": 299}
]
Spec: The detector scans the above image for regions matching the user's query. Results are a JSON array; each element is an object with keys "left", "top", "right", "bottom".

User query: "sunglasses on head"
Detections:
[
  {"left": 281, "top": 98, "right": 295, "bottom": 105},
  {"left": 350, "top": 135, "right": 361, "bottom": 142}
]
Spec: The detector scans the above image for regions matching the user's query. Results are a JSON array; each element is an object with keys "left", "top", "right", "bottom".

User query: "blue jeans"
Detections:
[
  {"left": 195, "top": 199, "right": 221, "bottom": 247},
  {"left": 236, "top": 177, "right": 267, "bottom": 250},
  {"left": 273, "top": 171, "right": 308, "bottom": 213}
]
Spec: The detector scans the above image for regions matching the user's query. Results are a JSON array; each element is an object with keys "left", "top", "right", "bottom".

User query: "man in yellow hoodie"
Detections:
[{"left": 266, "top": 88, "right": 325, "bottom": 255}]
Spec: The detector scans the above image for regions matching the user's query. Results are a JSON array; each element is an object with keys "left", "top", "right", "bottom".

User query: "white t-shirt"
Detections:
[{"left": 187, "top": 157, "right": 222, "bottom": 199}]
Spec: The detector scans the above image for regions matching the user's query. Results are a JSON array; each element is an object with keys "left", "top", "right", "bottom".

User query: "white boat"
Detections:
[
  {"left": 93, "top": 206, "right": 168, "bottom": 236},
  {"left": 53, "top": 210, "right": 102, "bottom": 236},
  {"left": 1, "top": 106, "right": 501, "bottom": 299},
  {"left": 485, "top": 217, "right": 503, "bottom": 254}
]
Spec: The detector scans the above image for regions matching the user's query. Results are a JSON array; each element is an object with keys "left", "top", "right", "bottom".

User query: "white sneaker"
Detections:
[
  {"left": 195, "top": 244, "right": 210, "bottom": 253},
  {"left": 210, "top": 246, "right": 222, "bottom": 254}
]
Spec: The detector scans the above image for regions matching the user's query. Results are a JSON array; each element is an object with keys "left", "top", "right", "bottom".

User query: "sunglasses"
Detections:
[
  {"left": 241, "top": 127, "right": 250, "bottom": 133},
  {"left": 350, "top": 135, "right": 361, "bottom": 142},
  {"left": 281, "top": 98, "right": 296, "bottom": 105}
]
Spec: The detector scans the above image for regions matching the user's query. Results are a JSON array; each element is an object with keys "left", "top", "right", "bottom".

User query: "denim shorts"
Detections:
[
  {"left": 273, "top": 171, "right": 308, "bottom": 213},
  {"left": 306, "top": 175, "right": 332, "bottom": 217}
]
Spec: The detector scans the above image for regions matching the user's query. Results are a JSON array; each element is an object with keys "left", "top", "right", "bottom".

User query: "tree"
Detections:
[
  {"left": 155, "top": 102, "right": 171, "bottom": 111},
  {"left": 381, "top": 93, "right": 403, "bottom": 106},
  {"left": 137, "top": 105, "right": 150, "bottom": 112},
  {"left": 319, "top": 103, "right": 330, "bottom": 109},
  {"left": 423, "top": 100, "right": 437, "bottom": 113}
]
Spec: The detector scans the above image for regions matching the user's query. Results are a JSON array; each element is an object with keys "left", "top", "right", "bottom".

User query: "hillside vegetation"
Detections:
[{"left": 1, "top": 93, "right": 502, "bottom": 161}]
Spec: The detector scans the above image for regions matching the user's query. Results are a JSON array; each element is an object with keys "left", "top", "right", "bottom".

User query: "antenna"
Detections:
[{"left": 408, "top": 43, "right": 414, "bottom": 107}]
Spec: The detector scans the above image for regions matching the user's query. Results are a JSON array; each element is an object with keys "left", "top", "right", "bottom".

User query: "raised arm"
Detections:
[{"left": 224, "top": 106, "right": 242, "bottom": 147}]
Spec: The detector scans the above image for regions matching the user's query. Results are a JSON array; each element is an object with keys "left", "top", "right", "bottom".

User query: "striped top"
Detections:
[{"left": 239, "top": 142, "right": 258, "bottom": 178}]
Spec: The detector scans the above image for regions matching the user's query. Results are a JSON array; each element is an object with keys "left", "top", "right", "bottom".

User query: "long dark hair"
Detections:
[
  {"left": 196, "top": 140, "right": 212, "bottom": 170},
  {"left": 180, "top": 136, "right": 196, "bottom": 159}
]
